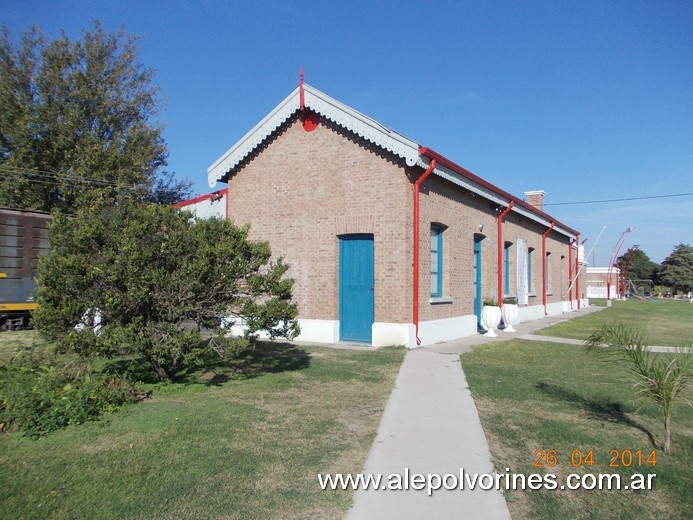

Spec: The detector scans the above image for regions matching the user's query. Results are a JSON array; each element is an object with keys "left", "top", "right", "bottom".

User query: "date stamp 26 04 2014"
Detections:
[{"left": 533, "top": 448, "right": 657, "bottom": 469}]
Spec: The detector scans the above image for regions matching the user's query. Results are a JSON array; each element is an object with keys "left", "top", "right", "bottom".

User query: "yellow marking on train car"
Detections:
[
  {"left": 0, "top": 273, "right": 7, "bottom": 278},
  {"left": 0, "top": 303, "right": 39, "bottom": 311}
]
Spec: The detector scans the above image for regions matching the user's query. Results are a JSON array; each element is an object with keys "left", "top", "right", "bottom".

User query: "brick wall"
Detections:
[
  {"left": 417, "top": 175, "right": 498, "bottom": 321},
  {"left": 417, "top": 179, "right": 574, "bottom": 321},
  {"left": 226, "top": 113, "right": 579, "bottom": 331},
  {"left": 227, "top": 116, "right": 412, "bottom": 324}
]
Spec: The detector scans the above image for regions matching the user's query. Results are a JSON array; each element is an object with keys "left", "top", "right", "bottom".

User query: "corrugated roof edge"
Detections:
[
  {"left": 419, "top": 147, "right": 579, "bottom": 238},
  {"left": 206, "top": 83, "right": 420, "bottom": 187}
]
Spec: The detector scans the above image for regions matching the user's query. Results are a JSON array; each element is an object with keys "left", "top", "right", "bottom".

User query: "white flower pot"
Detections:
[
  {"left": 502, "top": 304, "right": 519, "bottom": 332},
  {"left": 482, "top": 305, "right": 502, "bottom": 337}
]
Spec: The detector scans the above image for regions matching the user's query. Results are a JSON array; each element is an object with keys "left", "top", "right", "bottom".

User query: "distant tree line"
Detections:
[{"left": 618, "top": 244, "right": 693, "bottom": 295}]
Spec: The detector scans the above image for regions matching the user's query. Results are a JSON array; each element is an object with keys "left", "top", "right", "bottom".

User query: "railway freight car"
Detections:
[{"left": 0, "top": 208, "right": 51, "bottom": 330}]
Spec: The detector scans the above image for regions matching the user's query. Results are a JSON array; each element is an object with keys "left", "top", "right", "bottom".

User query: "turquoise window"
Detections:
[
  {"left": 430, "top": 225, "right": 443, "bottom": 297},
  {"left": 528, "top": 248, "right": 534, "bottom": 292},
  {"left": 504, "top": 242, "right": 512, "bottom": 294}
]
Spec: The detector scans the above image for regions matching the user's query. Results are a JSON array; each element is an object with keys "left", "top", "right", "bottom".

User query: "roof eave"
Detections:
[
  {"left": 419, "top": 147, "right": 579, "bottom": 239},
  {"left": 207, "top": 83, "right": 420, "bottom": 187},
  {"left": 207, "top": 87, "right": 301, "bottom": 187},
  {"left": 206, "top": 84, "right": 580, "bottom": 240}
]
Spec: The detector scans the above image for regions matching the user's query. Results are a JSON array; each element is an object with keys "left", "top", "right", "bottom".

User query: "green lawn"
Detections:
[
  {"left": 462, "top": 339, "right": 692, "bottom": 518},
  {"left": 536, "top": 299, "right": 693, "bottom": 346},
  {"left": 0, "top": 340, "right": 405, "bottom": 519}
]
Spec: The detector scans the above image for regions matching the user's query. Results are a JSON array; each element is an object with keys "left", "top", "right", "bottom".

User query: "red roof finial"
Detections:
[{"left": 299, "top": 65, "right": 305, "bottom": 109}]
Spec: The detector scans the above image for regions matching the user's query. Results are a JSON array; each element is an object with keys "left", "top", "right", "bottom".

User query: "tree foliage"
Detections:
[
  {"left": 585, "top": 323, "right": 692, "bottom": 453},
  {"left": 33, "top": 201, "right": 300, "bottom": 381},
  {"left": 659, "top": 244, "right": 693, "bottom": 294},
  {"left": 618, "top": 245, "right": 659, "bottom": 283},
  {"left": 0, "top": 22, "right": 190, "bottom": 212}
]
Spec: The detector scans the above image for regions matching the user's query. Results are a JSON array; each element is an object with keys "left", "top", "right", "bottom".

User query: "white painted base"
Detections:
[
  {"left": 223, "top": 299, "right": 587, "bottom": 348},
  {"left": 417, "top": 314, "right": 478, "bottom": 347},
  {"left": 546, "top": 301, "right": 565, "bottom": 316},
  {"left": 516, "top": 301, "right": 567, "bottom": 323},
  {"left": 224, "top": 317, "right": 416, "bottom": 347},
  {"left": 372, "top": 322, "right": 416, "bottom": 348},
  {"left": 516, "top": 304, "right": 545, "bottom": 322},
  {"left": 563, "top": 299, "right": 588, "bottom": 312},
  {"left": 295, "top": 319, "right": 339, "bottom": 343},
  {"left": 221, "top": 317, "right": 339, "bottom": 343}
]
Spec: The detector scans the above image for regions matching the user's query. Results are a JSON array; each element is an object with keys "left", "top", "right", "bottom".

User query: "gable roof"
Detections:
[
  {"left": 207, "top": 83, "right": 420, "bottom": 187},
  {"left": 208, "top": 83, "right": 578, "bottom": 239}
]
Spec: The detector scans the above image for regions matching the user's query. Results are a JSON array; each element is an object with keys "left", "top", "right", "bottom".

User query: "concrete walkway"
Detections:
[
  {"left": 347, "top": 348, "right": 511, "bottom": 519},
  {"left": 348, "top": 306, "right": 604, "bottom": 520},
  {"left": 519, "top": 333, "right": 689, "bottom": 353}
]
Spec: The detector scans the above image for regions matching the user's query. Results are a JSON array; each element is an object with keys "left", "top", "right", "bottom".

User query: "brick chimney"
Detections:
[{"left": 524, "top": 190, "right": 546, "bottom": 211}]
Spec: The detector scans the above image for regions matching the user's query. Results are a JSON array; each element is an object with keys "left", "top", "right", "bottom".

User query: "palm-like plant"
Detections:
[{"left": 585, "top": 323, "right": 692, "bottom": 453}]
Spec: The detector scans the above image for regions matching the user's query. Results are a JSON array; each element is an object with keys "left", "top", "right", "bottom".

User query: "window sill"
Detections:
[
  {"left": 429, "top": 297, "right": 453, "bottom": 305},
  {"left": 546, "top": 293, "right": 554, "bottom": 297}
]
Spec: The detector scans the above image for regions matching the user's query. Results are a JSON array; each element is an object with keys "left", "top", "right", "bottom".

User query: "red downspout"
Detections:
[
  {"left": 568, "top": 237, "right": 576, "bottom": 308},
  {"left": 497, "top": 201, "right": 514, "bottom": 306},
  {"left": 542, "top": 222, "right": 555, "bottom": 316},
  {"left": 413, "top": 159, "right": 437, "bottom": 345},
  {"left": 575, "top": 233, "right": 581, "bottom": 309}
]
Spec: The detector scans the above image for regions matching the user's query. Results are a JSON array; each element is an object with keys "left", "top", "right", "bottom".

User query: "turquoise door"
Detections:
[
  {"left": 474, "top": 235, "right": 483, "bottom": 329},
  {"left": 339, "top": 235, "right": 374, "bottom": 343}
]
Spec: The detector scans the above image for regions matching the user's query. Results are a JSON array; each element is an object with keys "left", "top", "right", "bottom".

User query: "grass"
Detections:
[
  {"left": 0, "top": 330, "right": 40, "bottom": 364},
  {"left": 536, "top": 299, "right": 693, "bottom": 346},
  {"left": 462, "top": 314, "right": 693, "bottom": 520},
  {"left": 0, "top": 337, "right": 406, "bottom": 519}
]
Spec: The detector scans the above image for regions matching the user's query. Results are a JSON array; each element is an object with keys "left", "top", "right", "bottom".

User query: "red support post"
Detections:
[
  {"left": 413, "top": 159, "right": 437, "bottom": 346},
  {"left": 542, "top": 222, "right": 555, "bottom": 316},
  {"left": 575, "top": 234, "right": 581, "bottom": 309},
  {"left": 497, "top": 201, "right": 514, "bottom": 306},
  {"left": 568, "top": 238, "right": 576, "bottom": 308}
]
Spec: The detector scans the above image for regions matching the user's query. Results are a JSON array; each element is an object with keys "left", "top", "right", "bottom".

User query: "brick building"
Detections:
[{"left": 205, "top": 82, "right": 586, "bottom": 347}]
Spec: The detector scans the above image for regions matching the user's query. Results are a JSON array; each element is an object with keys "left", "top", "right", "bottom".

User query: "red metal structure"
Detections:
[
  {"left": 412, "top": 159, "right": 437, "bottom": 345},
  {"left": 497, "top": 201, "right": 514, "bottom": 306},
  {"left": 542, "top": 222, "right": 555, "bottom": 315},
  {"left": 568, "top": 237, "right": 576, "bottom": 306},
  {"left": 576, "top": 234, "right": 583, "bottom": 309},
  {"left": 618, "top": 248, "right": 635, "bottom": 297},
  {"left": 607, "top": 227, "right": 634, "bottom": 300}
]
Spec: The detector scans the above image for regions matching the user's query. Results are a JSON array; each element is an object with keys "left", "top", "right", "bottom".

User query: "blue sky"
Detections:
[{"left": 3, "top": 0, "right": 691, "bottom": 264}]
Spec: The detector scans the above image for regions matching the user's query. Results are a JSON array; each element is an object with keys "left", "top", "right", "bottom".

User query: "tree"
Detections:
[
  {"left": 33, "top": 201, "right": 300, "bottom": 381},
  {"left": 659, "top": 244, "right": 693, "bottom": 295},
  {"left": 618, "top": 246, "right": 659, "bottom": 283},
  {"left": 585, "top": 324, "right": 692, "bottom": 453},
  {"left": 0, "top": 22, "right": 190, "bottom": 212}
]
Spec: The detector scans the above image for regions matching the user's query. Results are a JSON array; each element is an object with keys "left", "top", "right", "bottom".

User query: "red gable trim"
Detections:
[{"left": 418, "top": 147, "right": 579, "bottom": 236}]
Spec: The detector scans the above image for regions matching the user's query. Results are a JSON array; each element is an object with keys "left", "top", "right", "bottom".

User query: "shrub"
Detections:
[
  {"left": 34, "top": 201, "right": 300, "bottom": 381},
  {"left": 0, "top": 363, "right": 146, "bottom": 438}
]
